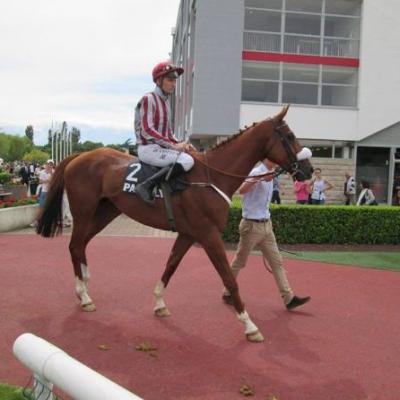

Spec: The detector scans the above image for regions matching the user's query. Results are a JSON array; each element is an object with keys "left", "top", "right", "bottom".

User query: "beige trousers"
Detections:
[{"left": 226, "top": 218, "right": 294, "bottom": 305}]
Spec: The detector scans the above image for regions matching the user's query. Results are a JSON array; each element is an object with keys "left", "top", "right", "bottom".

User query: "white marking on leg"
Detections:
[
  {"left": 237, "top": 310, "right": 259, "bottom": 335},
  {"left": 75, "top": 278, "right": 93, "bottom": 306},
  {"left": 80, "top": 263, "right": 90, "bottom": 281},
  {"left": 153, "top": 280, "right": 167, "bottom": 311}
]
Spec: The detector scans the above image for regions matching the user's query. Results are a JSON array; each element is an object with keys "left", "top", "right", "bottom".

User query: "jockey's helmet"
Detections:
[{"left": 152, "top": 61, "right": 184, "bottom": 83}]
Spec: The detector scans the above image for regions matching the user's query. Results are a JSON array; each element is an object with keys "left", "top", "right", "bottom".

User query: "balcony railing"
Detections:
[{"left": 244, "top": 31, "right": 359, "bottom": 58}]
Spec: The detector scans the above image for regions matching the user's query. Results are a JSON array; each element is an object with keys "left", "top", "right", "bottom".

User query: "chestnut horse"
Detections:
[{"left": 37, "top": 106, "right": 313, "bottom": 342}]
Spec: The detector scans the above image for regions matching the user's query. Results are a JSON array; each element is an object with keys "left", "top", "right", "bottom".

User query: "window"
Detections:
[
  {"left": 322, "top": 85, "right": 357, "bottom": 107},
  {"left": 242, "top": 80, "right": 279, "bottom": 102},
  {"left": 245, "top": 0, "right": 282, "bottom": 10},
  {"left": 309, "top": 145, "right": 333, "bottom": 158},
  {"left": 245, "top": 9, "right": 281, "bottom": 32},
  {"left": 285, "top": 13, "right": 321, "bottom": 36},
  {"left": 282, "top": 82, "right": 318, "bottom": 105},
  {"left": 286, "top": 0, "right": 322, "bottom": 13},
  {"left": 243, "top": 61, "right": 279, "bottom": 80},
  {"left": 325, "top": 0, "right": 362, "bottom": 16},
  {"left": 283, "top": 63, "right": 319, "bottom": 83}
]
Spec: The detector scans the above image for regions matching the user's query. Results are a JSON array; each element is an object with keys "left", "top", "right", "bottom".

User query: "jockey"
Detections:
[{"left": 134, "top": 60, "right": 195, "bottom": 204}]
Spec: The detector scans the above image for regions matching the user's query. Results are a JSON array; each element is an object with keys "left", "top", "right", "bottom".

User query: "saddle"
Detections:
[{"left": 122, "top": 161, "right": 188, "bottom": 197}]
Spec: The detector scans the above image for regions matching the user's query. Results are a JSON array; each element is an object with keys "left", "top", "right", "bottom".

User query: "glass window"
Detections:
[
  {"left": 282, "top": 82, "right": 318, "bottom": 104},
  {"left": 325, "top": 0, "right": 362, "bottom": 16},
  {"left": 324, "top": 16, "right": 360, "bottom": 39},
  {"left": 322, "top": 66, "right": 358, "bottom": 85},
  {"left": 322, "top": 85, "right": 357, "bottom": 107},
  {"left": 283, "top": 63, "right": 319, "bottom": 83},
  {"left": 309, "top": 145, "right": 333, "bottom": 158},
  {"left": 334, "top": 146, "right": 343, "bottom": 158},
  {"left": 242, "top": 80, "right": 279, "bottom": 102},
  {"left": 245, "top": 0, "right": 282, "bottom": 10},
  {"left": 242, "top": 61, "right": 280, "bottom": 80},
  {"left": 286, "top": 0, "right": 322, "bottom": 13},
  {"left": 285, "top": 13, "right": 321, "bottom": 35},
  {"left": 245, "top": 9, "right": 281, "bottom": 32}
]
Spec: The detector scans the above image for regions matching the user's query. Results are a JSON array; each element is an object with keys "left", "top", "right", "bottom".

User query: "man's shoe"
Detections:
[
  {"left": 222, "top": 293, "right": 234, "bottom": 306},
  {"left": 286, "top": 295, "right": 311, "bottom": 310}
]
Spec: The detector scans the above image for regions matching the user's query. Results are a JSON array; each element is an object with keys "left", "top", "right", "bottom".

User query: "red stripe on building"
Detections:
[{"left": 243, "top": 51, "right": 359, "bottom": 67}]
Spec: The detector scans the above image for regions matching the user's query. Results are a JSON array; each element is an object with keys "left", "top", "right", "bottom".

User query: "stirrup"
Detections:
[{"left": 136, "top": 182, "right": 155, "bottom": 205}]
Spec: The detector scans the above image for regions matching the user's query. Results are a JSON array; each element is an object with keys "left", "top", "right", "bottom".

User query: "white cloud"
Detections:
[{"left": 0, "top": 0, "right": 181, "bottom": 145}]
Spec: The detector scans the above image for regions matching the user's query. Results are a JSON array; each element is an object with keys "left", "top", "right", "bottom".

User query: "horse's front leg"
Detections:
[
  {"left": 201, "top": 230, "right": 264, "bottom": 343},
  {"left": 154, "top": 233, "right": 195, "bottom": 317}
]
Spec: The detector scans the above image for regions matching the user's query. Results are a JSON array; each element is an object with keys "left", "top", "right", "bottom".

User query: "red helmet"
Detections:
[{"left": 152, "top": 61, "right": 184, "bottom": 83}]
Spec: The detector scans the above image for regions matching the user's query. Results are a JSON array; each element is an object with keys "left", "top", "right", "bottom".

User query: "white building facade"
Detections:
[{"left": 171, "top": 0, "right": 400, "bottom": 204}]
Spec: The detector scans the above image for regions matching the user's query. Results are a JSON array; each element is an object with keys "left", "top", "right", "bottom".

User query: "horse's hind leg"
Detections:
[
  {"left": 71, "top": 200, "right": 121, "bottom": 312},
  {"left": 154, "top": 233, "right": 194, "bottom": 317}
]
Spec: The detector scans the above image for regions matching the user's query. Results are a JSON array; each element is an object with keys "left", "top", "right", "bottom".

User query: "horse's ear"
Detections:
[{"left": 274, "top": 104, "right": 290, "bottom": 122}]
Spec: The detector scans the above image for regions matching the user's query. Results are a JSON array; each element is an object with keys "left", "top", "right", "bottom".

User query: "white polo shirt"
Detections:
[{"left": 242, "top": 163, "right": 272, "bottom": 220}]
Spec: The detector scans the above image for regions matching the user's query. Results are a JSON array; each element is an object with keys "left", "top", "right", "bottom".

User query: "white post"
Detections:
[{"left": 13, "top": 333, "right": 142, "bottom": 400}]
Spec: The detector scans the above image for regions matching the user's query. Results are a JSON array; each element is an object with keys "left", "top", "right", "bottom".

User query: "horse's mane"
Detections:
[{"left": 209, "top": 122, "right": 258, "bottom": 152}]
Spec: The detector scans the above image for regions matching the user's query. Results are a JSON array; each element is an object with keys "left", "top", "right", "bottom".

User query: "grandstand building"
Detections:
[{"left": 171, "top": 0, "right": 400, "bottom": 204}]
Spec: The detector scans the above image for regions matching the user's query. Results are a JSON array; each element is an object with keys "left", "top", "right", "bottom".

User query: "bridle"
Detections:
[{"left": 271, "top": 119, "right": 305, "bottom": 179}]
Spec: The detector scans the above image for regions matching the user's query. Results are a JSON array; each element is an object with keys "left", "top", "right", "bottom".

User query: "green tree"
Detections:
[
  {"left": 25, "top": 125, "right": 34, "bottom": 142},
  {"left": 23, "top": 149, "right": 50, "bottom": 164},
  {"left": 0, "top": 133, "right": 32, "bottom": 161},
  {"left": 71, "top": 127, "right": 81, "bottom": 146},
  {"left": 78, "top": 141, "right": 104, "bottom": 152}
]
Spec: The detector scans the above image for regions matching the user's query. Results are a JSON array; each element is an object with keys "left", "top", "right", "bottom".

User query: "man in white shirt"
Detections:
[
  {"left": 344, "top": 172, "right": 356, "bottom": 205},
  {"left": 222, "top": 159, "right": 310, "bottom": 310}
]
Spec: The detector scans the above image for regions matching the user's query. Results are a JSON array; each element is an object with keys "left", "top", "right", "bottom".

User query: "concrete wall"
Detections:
[
  {"left": 0, "top": 205, "right": 38, "bottom": 232},
  {"left": 192, "top": 0, "right": 244, "bottom": 136}
]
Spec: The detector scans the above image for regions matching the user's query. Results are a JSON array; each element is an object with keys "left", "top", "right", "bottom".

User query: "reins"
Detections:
[{"left": 192, "top": 152, "right": 283, "bottom": 182}]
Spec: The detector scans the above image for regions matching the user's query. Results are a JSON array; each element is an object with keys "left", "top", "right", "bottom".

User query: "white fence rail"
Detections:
[{"left": 13, "top": 333, "right": 143, "bottom": 400}]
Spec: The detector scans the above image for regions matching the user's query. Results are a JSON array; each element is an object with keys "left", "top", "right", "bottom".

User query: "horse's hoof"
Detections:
[
  {"left": 154, "top": 307, "right": 171, "bottom": 317},
  {"left": 246, "top": 330, "right": 264, "bottom": 342},
  {"left": 82, "top": 303, "right": 96, "bottom": 312}
]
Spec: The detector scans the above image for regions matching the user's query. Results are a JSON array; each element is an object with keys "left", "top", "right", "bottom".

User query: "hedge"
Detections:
[{"left": 222, "top": 203, "right": 400, "bottom": 245}]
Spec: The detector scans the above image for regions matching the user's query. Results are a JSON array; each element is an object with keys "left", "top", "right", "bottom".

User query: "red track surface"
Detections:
[{"left": 1, "top": 234, "right": 399, "bottom": 400}]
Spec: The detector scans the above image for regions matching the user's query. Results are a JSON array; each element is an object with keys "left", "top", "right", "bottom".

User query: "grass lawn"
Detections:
[
  {"left": 0, "top": 384, "right": 27, "bottom": 400},
  {"left": 283, "top": 251, "right": 400, "bottom": 272}
]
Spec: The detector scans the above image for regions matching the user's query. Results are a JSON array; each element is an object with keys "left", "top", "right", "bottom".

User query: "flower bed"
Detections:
[{"left": 0, "top": 196, "right": 38, "bottom": 209}]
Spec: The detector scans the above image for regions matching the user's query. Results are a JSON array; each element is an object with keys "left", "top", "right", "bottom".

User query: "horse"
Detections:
[{"left": 36, "top": 105, "right": 313, "bottom": 342}]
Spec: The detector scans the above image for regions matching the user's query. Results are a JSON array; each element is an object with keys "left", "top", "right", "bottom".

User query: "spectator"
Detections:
[
  {"left": 294, "top": 178, "right": 310, "bottom": 204},
  {"left": 344, "top": 172, "right": 356, "bottom": 205},
  {"left": 356, "top": 180, "right": 377, "bottom": 206},
  {"left": 310, "top": 168, "right": 333, "bottom": 205},
  {"left": 19, "top": 163, "right": 30, "bottom": 187},
  {"left": 271, "top": 176, "right": 282, "bottom": 204},
  {"left": 393, "top": 189, "right": 400, "bottom": 206}
]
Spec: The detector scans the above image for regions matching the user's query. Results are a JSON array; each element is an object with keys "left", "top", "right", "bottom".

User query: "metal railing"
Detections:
[{"left": 244, "top": 31, "right": 359, "bottom": 58}]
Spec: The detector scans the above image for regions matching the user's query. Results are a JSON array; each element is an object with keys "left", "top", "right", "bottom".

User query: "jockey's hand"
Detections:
[{"left": 175, "top": 142, "right": 196, "bottom": 152}]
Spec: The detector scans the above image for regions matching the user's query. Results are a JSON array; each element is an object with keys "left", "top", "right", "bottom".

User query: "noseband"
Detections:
[{"left": 272, "top": 121, "right": 303, "bottom": 178}]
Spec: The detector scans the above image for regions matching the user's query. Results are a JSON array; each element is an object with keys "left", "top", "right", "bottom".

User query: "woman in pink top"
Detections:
[{"left": 294, "top": 179, "right": 310, "bottom": 204}]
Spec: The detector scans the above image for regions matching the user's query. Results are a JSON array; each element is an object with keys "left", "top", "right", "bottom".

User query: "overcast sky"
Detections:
[{"left": 0, "top": 0, "right": 180, "bottom": 145}]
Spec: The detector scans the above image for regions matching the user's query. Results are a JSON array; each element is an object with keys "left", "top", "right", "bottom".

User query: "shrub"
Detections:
[
  {"left": 222, "top": 204, "right": 400, "bottom": 245},
  {"left": 0, "top": 172, "right": 12, "bottom": 185},
  {"left": 0, "top": 197, "right": 38, "bottom": 209}
]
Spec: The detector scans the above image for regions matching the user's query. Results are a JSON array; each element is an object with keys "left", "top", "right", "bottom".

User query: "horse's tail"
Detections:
[{"left": 36, "top": 153, "right": 81, "bottom": 238}]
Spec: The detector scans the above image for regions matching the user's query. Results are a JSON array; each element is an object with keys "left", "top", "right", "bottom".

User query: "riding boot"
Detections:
[{"left": 135, "top": 166, "right": 171, "bottom": 204}]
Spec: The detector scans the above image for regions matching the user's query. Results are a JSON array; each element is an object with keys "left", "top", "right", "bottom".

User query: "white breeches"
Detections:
[{"left": 138, "top": 144, "right": 194, "bottom": 171}]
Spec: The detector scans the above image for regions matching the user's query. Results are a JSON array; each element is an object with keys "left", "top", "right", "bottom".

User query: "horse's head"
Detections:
[{"left": 263, "top": 105, "right": 313, "bottom": 181}]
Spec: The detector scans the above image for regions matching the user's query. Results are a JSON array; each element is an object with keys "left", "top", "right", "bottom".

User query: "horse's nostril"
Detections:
[{"left": 310, "top": 167, "right": 314, "bottom": 174}]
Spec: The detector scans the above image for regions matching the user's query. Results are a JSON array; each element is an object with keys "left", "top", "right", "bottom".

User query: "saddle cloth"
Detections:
[{"left": 122, "top": 161, "right": 188, "bottom": 196}]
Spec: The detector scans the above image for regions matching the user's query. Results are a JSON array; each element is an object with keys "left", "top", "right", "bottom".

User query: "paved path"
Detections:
[{"left": 1, "top": 234, "right": 400, "bottom": 400}]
